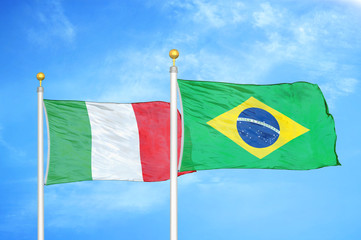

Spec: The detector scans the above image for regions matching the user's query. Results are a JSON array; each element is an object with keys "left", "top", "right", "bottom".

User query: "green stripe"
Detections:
[{"left": 44, "top": 100, "right": 92, "bottom": 185}]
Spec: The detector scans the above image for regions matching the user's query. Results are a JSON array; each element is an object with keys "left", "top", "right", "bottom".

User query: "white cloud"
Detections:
[
  {"left": 180, "top": 171, "right": 300, "bottom": 224},
  {"left": 319, "top": 77, "right": 359, "bottom": 110},
  {"left": 192, "top": 0, "right": 245, "bottom": 27},
  {"left": 0, "top": 202, "right": 36, "bottom": 234},
  {"left": 177, "top": 49, "right": 267, "bottom": 85},
  {"left": 0, "top": 126, "right": 26, "bottom": 158},
  {"left": 293, "top": 26, "right": 316, "bottom": 45},
  {"left": 332, "top": 0, "right": 361, "bottom": 7},
  {"left": 320, "top": 78, "right": 358, "bottom": 102},
  {"left": 246, "top": 3, "right": 361, "bottom": 88},
  {"left": 164, "top": 1, "right": 360, "bottom": 92},
  {"left": 93, "top": 48, "right": 171, "bottom": 103},
  {"left": 45, "top": 181, "right": 168, "bottom": 228},
  {"left": 27, "top": 0, "right": 75, "bottom": 45},
  {"left": 337, "top": 78, "right": 358, "bottom": 93},
  {"left": 253, "top": 2, "right": 283, "bottom": 28},
  {"left": 50, "top": 1, "right": 360, "bottom": 108},
  {"left": 164, "top": 0, "right": 246, "bottom": 28},
  {"left": 178, "top": 173, "right": 202, "bottom": 186}
]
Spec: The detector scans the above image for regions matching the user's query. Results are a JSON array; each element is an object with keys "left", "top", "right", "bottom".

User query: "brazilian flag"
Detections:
[{"left": 177, "top": 79, "right": 340, "bottom": 171}]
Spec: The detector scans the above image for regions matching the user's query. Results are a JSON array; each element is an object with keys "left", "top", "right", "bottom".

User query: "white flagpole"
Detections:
[
  {"left": 169, "top": 49, "right": 179, "bottom": 240},
  {"left": 37, "top": 72, "right": 45, "bottom": 240}
]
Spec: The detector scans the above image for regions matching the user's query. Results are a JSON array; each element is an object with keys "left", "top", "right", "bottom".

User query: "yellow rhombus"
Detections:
[{"left": 207, "top": 97, "right": 309, "bottom": 159}]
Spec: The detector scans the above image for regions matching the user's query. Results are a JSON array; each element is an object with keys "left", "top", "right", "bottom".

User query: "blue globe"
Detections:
[{"left": 237, "top": 108, "right": 280, "bottom": 148}]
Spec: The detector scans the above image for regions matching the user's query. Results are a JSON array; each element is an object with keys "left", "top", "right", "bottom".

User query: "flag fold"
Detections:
[
  {"left": 44, "top": 100, "right": 189, "bottom": 185},
  {"left": 177, "top": 79, "right": 340, "bottom": 172}
]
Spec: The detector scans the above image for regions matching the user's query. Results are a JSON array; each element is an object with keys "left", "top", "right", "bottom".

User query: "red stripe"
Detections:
[{"left": 132, "top": 102, "right": 191, "bottom": 182}]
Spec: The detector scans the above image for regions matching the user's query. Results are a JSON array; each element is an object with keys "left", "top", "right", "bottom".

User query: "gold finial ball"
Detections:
[
  {"left": 169, "top": 49, "right": 179, "bottom": 60},
  {"left": 36, "top": 72, "right": 45, "bottom": 81}
]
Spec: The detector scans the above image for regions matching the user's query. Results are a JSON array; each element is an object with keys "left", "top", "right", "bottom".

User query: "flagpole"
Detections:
[
  {"left": 37, "top": 72, "right": 45, "bottom": 240},
  {"left": 169, "top": 49, "right": 179, "bottom": 240}
]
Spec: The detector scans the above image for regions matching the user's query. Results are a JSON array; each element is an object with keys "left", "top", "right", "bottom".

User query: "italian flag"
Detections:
[{"left": 44, "top": 100, "right": 188, "bottom": 185}]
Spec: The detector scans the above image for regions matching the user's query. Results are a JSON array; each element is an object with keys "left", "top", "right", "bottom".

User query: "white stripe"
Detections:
[
  {"left": 237, "top": 117, "right": 280, "bottom": 134},
  {"left": 86, "top": 102, "right": 143, "bottom": 181}
]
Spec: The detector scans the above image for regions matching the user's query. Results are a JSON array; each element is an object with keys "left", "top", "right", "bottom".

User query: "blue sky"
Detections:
[{"left": 1, "top": 0, "right": 361, "bottom": 239}]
